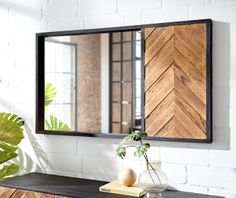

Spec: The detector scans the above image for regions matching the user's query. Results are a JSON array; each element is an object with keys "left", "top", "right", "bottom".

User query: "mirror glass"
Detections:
[{"left": 44, "top": 30, "right": 142, "bottom": 134}]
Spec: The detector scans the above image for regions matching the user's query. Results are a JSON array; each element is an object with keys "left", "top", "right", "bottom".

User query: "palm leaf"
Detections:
[
  {"left": 0, "top": 112, "right": 24, "bottom": 181},
  {"left": 45, "top": 83, "right": 57, "bottom": 111},
  {"left": 0, "top": 151, "right": 17, "bottom": 164},
  {"left": 45, "top": 115, "right": 70, "bottom": 131},
  {"left": 0, "top": 142, "right": 17, "bottom": 153},
  {"left": 0, "top": 113, "right": 24, "bottom": 146},
  {"left": 0, "top": 164, "right": 20, "bottom": 181}
]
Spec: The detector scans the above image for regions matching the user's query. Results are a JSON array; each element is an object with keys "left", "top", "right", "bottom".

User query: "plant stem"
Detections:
[{"left": 140, "top": 140, "right": 162, "bottom": 186}]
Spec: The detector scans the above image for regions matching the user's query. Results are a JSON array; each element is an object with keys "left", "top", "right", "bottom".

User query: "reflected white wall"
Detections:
[{"left": 101, "top": 34, "right": 109, "bottom": 133}]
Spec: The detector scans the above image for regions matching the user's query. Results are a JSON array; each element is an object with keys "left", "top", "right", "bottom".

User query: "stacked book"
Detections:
[{"left": 99, "top": 181, "right": 146, "bottom": 197}]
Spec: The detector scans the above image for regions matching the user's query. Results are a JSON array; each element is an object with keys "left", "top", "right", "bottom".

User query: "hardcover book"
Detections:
[{"left": 99, "top": 181, "right": 145, "bottom": 197}]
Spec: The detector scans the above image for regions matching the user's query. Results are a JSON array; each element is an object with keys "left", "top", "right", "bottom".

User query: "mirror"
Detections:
[
  {"left": 44, "top": 30, "right": 142, "bottom": 134},
  {"left": 37, "top": 19, "right": 212, "bottom": 143}
]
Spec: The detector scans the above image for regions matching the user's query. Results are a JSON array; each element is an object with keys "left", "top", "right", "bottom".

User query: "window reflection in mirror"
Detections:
[{"left": 44, "top": 30, "right": 142, "bottom": 134}]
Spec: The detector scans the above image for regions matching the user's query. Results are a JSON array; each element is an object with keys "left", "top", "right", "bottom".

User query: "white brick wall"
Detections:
[{"left": 0, "top": 0, "right": 236, "bottom": 197}]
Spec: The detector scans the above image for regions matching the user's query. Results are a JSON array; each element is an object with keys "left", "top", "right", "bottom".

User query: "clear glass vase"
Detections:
[{"left": 138, "top": 166, "right": 168, "bottom": 194}]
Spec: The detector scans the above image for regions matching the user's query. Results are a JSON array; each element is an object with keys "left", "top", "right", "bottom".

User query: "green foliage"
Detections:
[
  {"left": 0, "top": 113, "right": 24, "bottom": 145},
  {"left": 44, "top": 83, "right": 71, "bottom": 131},
  {"left": 45, "top": 83, "right": 57, "bottom": 111},
  {"left": 0, "top": 164, "right": 20, "bottom": 180},
  {"left": 116, "top": 130, "right": 150, "bottom": 159},
  {"left": 0, "top": 113, "right": 24, "bottom": 181},
  {"left": 134, "top": 143, "right": 150, "bottom": 158},
  {"left": 45, "top": 115, "right": 71, "bottom": 131},
  {"left": 116, "top": 145, "right": 126, "bottom": 159}
]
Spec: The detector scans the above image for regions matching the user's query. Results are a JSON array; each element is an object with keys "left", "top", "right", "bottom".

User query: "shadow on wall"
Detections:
[
  {"left": 150, "top": 21, "right": 231, "bottom": 151},
  {"left": 12, "top": 122, "right": 48, "bottom": 175}
]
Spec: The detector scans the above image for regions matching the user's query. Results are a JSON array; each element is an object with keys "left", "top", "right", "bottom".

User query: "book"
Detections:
[{"left": 99, "top": 180, "right": 145, "bottom": 197}]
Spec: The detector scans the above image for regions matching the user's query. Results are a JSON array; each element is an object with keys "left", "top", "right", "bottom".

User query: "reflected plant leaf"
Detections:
[
  {"left": 45, "top": 115, "right": 71, "bottom": 131},
  {"left": 45, "top": 82, "right": 57, "bottom": 112}
]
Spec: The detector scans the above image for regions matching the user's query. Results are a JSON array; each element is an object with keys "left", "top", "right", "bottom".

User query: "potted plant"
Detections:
[{"left": 116, "top": 131, "right": 168, "bottom": 194}]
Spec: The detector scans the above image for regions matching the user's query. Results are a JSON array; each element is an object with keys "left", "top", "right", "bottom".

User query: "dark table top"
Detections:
[{"left": 0, "top": 173, "right": 223, "bottom": 198}]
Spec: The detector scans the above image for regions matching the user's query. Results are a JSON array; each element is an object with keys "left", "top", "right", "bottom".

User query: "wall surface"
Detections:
[
  {"left": 73, "top": 34, "right": 101, "bottom": 133},
  {"left": 0, "top": 0, "right": 236, "bottom": 197}
]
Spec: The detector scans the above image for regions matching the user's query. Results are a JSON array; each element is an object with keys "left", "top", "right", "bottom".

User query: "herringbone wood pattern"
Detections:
[
  {"left": 0, "top": 187, "right": 67, "bottom": 198},
  {"left": 144, "top": 24, "right": 207, "bottom": 139}
]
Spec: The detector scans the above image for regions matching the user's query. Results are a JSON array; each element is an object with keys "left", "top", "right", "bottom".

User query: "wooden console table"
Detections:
[{"left": 0, "top": 173, "right": 223, "bottom": 198}]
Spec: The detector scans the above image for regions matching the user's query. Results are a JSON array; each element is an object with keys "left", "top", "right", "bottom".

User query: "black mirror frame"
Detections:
[{"left": 36, "top": 19, "right": 212, "bottom": 143}]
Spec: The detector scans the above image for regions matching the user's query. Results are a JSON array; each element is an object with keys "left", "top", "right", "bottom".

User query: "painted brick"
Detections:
[
  {"left": 46, "top": 153, "right": 82, "bottom": 173},
  {"left": 188, "top": 166, "right": 236, "bottom": 189},
  {"left": 161, "top": 163, "right": 187, "bottom": 184},
  {"left": 163, "top": 0, "right": 210, "bottom": 7},
  {"left": 83, "top": 156, "right": 121, "bottom": 178},
  {"left": 117, "top": 0, "right": 161, "bottom": 12},
  {"left": 160, "top": 148, "right": 209, "bottom": 166},
  {"left": 43, "top": 0, "right": 78, "bottom": 20},
  {"left": 79, "top": 0, "right": 116, "bottom": 16},
  {"left": 12, "top": 0, "right": 42, "bottom": 20},
  {"left": 212, "top": 0, "right": 229, "bottom": 3},
  {"left": 213, "top": 85, "right": 230, "bottom": 127},
  {"left": 143, "top": 7, "right": 188, "bottom": 24},
  {"left": 78, "top": 172, "right": 117, "bottom": 182},
  {"left": 0, "top": 101, "right": 10, "bottom": 112},
  {"left": 77, "top": 138, "right": 117, "bottom": 158},
  {"left": 212, "top": 21, "right": 231, "bottom": 86},
  {"left": 210, "top": 150, "right": 236, "bottom": 168},
  {"left": 121, "top": 159, "right": 143, "bottom": 176},
  {"left": 189, "top": 4, "right": 236, "bottom": 22},
  {"left": 230, "top": 108, "right": 236, "bottom": 127},
  {"left": 48, "top": 18, "right": 84, "bottom": 31},
  {"left": 231, "top": 67, "right": 236, "bottom": 85},
  {"left": 170, "top": 184, "right": 208, "bottom": 195},
  {"left": 10, "top": 102, "right": 35, "bottom": 121},
  {"left": 46, "top": 170, "right": 77, "bottom": 178},
  {"left": 43, "top": 135, "right": 77, "bottom": 154},
  {"left": 231, "top": 39, "right": 236, "bottom": 71},
  {"left": 231, "top": 128, "right": 236, "bottom": 149},
  {"left": 210, "top": 126, "right": 230, "bottom": 150},
  {"left": 230, "top": 86, "right": 236, "bottom": 107},
  {"left": 124, "top": 12, "right": 143, "bottom": 26},
  {"left": 208, "top": 187, "right": 236, "bottom": 197},
  {"left": 84, "top": 13, "right": 124, "bottom": 28}
]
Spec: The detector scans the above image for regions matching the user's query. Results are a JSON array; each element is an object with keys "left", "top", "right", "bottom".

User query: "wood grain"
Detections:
[
  {"left": 10, "top": 189, "right": 54, "bottom": 198},
  {"left": 144, "top": 23, "right": 207, "bottom": 139},
  {"left": 0, "top": 186, "right": 16, "bottom": 197}
]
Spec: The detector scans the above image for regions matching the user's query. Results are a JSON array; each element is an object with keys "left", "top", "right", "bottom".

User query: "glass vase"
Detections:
[{"left": 138, "top": 166, "right": 168, "bottom": 194}]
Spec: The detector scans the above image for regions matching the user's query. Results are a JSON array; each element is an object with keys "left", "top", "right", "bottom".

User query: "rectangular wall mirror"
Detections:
[{"left": 36, "top": 19, "right": 212, "bottom": 143}]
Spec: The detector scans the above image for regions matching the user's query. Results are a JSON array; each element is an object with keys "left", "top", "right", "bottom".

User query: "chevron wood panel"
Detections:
[
  {"left": 0, "top": 187, "right": 70, "bottom": 198},
  {"left": 144, "top": 23, "right": 207, "bottom": 139},
  {"left": 10, "top": 189, "right": 54, "bottom": 198},
  {"left": 0, "top": 186, "right": 16, "bottom": 197}
]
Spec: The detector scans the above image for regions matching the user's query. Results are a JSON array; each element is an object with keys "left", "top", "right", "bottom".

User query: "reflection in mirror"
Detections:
[{"left": 44, "top": 30, "right": 142, "bottom": 134}]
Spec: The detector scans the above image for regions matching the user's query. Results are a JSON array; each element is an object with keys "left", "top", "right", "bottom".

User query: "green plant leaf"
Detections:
[
  {"left": 0, "top": 151, "right": 17, "bottom": 164},
  {"left": 45, "top": 115, "right": 71, "bottom": 131},
  {"left": 0, "top": 113, "right": 24, "bottom": 146},
  {"left": 132, "top": 131, "right": 147, "bottom": 141},
  {"left": 0, "top": 112, "right": 24, "bottom": 181},
  {"left": 134, "top": 143, "right": 150, "bottom": 158},
  {"left": 116, "top": 145, "right": 126, "bottom": 159},
  {"left": 0, "top": 164, "right": 19, "bottom": 181},
  {"left": 45, "top": 83, "right": 57, "bottom": 111},
  {"left": 0, "top": 142, "right": 17, "bottom": 152}
]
